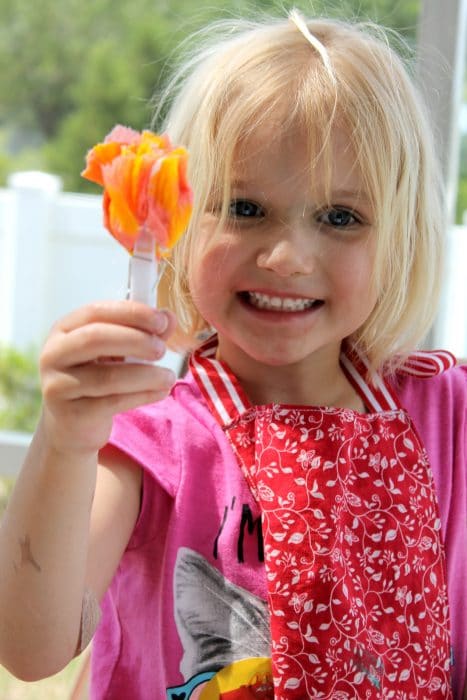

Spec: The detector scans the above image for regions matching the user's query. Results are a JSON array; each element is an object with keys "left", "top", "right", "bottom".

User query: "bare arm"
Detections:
[
  {"left": 0, "top": 301, "right": 176, "bottom": 680},
  {"left": 76, "top": 445, "right": 143, "bottom": 654}
]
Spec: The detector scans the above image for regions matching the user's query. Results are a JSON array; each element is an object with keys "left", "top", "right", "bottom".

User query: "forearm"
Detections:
[
  {"left": 0, "top": 301, "right": 175, "bottom": 679},
  {"left": 0, "top": 419, "right": 97, "bottom": 680}
]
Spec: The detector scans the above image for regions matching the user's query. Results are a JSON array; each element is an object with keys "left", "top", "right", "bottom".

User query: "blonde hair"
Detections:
[{"left": 154, "top": 12, "right": 444, "bottom": 373}]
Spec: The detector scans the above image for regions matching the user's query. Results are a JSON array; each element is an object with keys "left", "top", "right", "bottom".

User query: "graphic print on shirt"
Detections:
[
  {"left": 213, "top": 499, "right": 264, "bottom": 564},
  {"left": 166, "top": 547, "right": 273, "bottom": 699}
]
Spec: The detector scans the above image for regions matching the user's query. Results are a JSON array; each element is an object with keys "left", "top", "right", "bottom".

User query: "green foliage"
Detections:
[
  {"left": 0, "top": 0, "right": 421, "bottom": 192},
  {"left": 459, "top": 132, "right": 467, "bottom": 178},
  {"left": 0, "top": 346, "right": 41, "bottom": 433},
  {"left": 0, "top": 477, "right": 14, "bottom": 519},
  {"left": 456, "top": 176, "right": 467, "bottom": 224},
  {"left": 456, "top": 133, "right": 467, "bottom": 222},
  {"left": 0, "top": 654, "right": 83, "bottom": 698}
]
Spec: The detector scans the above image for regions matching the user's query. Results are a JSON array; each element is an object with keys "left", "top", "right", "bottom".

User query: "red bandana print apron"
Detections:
[{"left": 190, "top": 339, "right": 455, "bottom": 699}]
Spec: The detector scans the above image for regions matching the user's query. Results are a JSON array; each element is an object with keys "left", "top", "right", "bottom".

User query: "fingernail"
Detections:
[
  {"left": 160, "top": 368, "right": 176, "bottom": 388},
  {"left": 151, "top": 336, "right": 165, "bottom": 356},
  {"left": 153, "top": 311, "right": 168, "bottom": 334}
]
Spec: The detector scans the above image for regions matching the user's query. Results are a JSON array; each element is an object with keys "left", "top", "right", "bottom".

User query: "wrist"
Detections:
[
  {"left": 36, "top": 409, "right": 110, "bottom": 463},
  {"left": 33, "top": 415, "right": 100, "bottom": 470}
]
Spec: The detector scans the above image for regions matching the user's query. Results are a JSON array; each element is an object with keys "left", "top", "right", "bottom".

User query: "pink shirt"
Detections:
[{"left": 90, "top": 365, "right": 466, "bottom": 699}]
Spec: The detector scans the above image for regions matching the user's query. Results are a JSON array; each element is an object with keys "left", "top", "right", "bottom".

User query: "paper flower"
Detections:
[{"left": 81, "top": 125, "right": 192, "bottom": 258}]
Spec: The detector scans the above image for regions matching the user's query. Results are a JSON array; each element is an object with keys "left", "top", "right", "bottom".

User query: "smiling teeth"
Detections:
[{"left": 248, "top": 292, "right": 315, "bottom": 311}]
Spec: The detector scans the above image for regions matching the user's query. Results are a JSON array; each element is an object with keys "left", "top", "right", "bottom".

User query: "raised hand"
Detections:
[{"left": 39, "top": 300, "right": 177, "bottom": 456}]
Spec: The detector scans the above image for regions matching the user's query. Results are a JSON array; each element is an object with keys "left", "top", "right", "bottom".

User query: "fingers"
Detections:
[
  {"left": 71, "top": 387, "right": 175, "bottom": 418},
  {"left": 54, "top": 300, "right": 167, "bottom": 335},
  {"left": 158, "top": 309, "right": 177, "bottom": 342},
  {"left": 38, "top": 301, "right": 179, "bottom": 455},
  {"left": 44, "top": 363, "right": 176, "bottom": 402},
  {"left": 45, "top": 323, "right": 166, "bottom": 368},
  {"left": 42, "top": 301, "right": 176, "bottom": 370}
]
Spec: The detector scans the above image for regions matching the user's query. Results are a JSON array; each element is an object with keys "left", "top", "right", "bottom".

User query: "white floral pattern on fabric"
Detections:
[
  {"left": 227, "top": 405, "right": 451, "bottom": 698},
  {"left": 190, "top": 339, "right": 455, "bottom": 699}
]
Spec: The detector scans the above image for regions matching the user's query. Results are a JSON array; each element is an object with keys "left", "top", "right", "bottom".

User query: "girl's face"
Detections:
[{"left": 189, "top": 123, "right": 378, "bottom": 383}]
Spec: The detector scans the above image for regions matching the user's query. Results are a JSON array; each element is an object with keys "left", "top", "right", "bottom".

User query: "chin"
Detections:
[{"left": 247, "top": 346, "right": 309, "bottom": 368}]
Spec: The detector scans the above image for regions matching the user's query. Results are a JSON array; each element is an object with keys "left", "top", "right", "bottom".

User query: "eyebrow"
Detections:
[
  {"left": 230, "top": 180, "right": 249, "bottom": 189},
  {"left": 230, "top": 181, "right": 371, "bottom": 202},
  {"left": 330, "top": 189, "right": 371, "bottom": 202}
]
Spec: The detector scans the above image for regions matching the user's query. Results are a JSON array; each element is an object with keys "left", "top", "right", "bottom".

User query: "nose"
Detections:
[{"left": 256, "top": 224, "right": 316, "bottom": 277}]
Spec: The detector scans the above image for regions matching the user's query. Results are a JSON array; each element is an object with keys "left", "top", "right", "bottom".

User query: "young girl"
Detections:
[{"left": 0, "top": 11, "right": 465, "bottom": 700}]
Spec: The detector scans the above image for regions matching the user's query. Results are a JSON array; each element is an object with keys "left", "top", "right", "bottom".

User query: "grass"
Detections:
[
  {"left": 0, "top": 477, "right": 14, "bottom": 517},
  {"left": 0, "top": 658, "right": 83, "bottom": 699}
]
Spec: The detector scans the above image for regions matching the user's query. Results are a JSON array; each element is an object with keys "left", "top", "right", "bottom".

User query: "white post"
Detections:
[
  {"left": 5, "top": 171, "right": 62, "bottom": 350},
  {"left": 416, "top": 0, "right": 467, "bottom": 222},
  {"left": 0, "top": 188, "right": 15, "bottom": 346},
  {"left": 416, "top": 0, "right": 467, "bottom": 350}
]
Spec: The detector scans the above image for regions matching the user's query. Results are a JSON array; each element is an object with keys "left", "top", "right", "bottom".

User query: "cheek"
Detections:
[
  {"left": 331, "top": 258, "right": 371, "bottom": 291},
  {"left": 187, "top": 242, "right": 231, "bottom": 318},
  {"left": 189, "top": 227, "right": 241, "bottom": 294},
  {"left": 336, "top": 241, "right": 376, "bottom": 291},
  {"left": 187, "top": 222, "right": 219, "bottom": 300}
]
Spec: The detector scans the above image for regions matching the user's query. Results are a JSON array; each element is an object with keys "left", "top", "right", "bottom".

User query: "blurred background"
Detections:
[{"left": 0, "top": 0, "right": 465, "bottom": 696}]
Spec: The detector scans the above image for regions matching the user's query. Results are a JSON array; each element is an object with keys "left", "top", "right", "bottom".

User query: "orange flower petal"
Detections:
[
  {"left": 81, "top": 125, "right": 192, "bottom": 256},
  {"left": 105, "top": 124, "right": 142, "bottom": 146},
  {"left": 147, "top": 152, "right": 192, "bottom": 255},
  {"left": 81, "top": 142, "right": 123, "bottom": 186}
]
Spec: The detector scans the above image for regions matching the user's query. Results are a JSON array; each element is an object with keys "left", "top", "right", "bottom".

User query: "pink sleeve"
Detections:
[
  {"left": 108, "top": 394, "right": 182, "bottom": 498},
  {"left": 394, "top": 365, "right": 467, "bottom": 697},
  {"left": 106, "top": 375, "right": 211, "bottom": 497}
]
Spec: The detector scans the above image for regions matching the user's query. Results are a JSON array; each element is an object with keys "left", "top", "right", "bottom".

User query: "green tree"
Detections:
[
  {"left": 0, "top": 0, "right": 108, "bottom": 138},
  {"left": 0, "top": 0, "right": 421, "bottom": 191},
  {"left": 0, "top": 347, "right": 41, "bottom": 433},
  {"left": 456, "top": 132, "right": 467, "bottom": 222}
]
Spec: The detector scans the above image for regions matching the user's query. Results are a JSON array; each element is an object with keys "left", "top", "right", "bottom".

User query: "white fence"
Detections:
[
  {"left": 1, "top": 171, "right": 132, "bottom": 350},
  {"left": 0, "top": 431, "right": 31, "bottom": 477},
  {"left": 0, "top": 171, "right": 184, "bottom": 363},
  {"left": 0, "top": 171, "right": 466, "bottom": 476},
  {"left": 0, "top": 171, "right": 183, "bottom": 476}
]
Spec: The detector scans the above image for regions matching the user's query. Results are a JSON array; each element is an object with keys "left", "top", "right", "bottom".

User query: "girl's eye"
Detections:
[
  {"left": 318, "top": 207, "right": 360, "bottom": 228},
  {"left": 228, "top": 199, "right": 264, "bottom": 219}
]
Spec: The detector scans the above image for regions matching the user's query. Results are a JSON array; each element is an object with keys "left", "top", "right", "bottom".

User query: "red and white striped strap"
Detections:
[
  {"left": 189, "top": 336, "right": 250, "bottom": 426},
  {"left": 340, "top": 348, "right": 456, "bottom": 412},
  {"left": 340, "top": 348, "right": 399, "bottom": 412},
  {"left": 398, "top": 349, "right": 456, "bottom": 377},
  {"left": 190, "top": 337, "right": 456, "bottom": 424}
]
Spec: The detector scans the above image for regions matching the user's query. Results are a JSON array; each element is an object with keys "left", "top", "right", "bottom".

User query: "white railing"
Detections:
[
  {"left": 0, "top": 171, "right": 466, "bottom": 476},
  {"left": 0, "top": 430, "right": 31, "bottom": 477}
]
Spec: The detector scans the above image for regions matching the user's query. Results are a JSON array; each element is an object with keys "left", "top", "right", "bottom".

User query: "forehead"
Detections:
[{"left": 230, "top": 123, "right": 365, "bottom": 199}]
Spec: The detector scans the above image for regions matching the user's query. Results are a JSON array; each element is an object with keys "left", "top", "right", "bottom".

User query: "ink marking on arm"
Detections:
[{"left": 19, "top": 535, "right": 42, "bottom": 573}]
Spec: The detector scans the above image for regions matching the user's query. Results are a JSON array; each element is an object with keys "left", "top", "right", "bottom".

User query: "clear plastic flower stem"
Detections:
[
  {"left": 128, "top": 225, "right": 158, "bottom": 307},
  {"left": 126, "top": 226, "right": 158, "bottom": 364}
]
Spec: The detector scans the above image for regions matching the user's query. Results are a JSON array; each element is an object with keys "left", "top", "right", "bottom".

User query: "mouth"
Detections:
[{"left": 240, "top": 291, "right": 324, "bottom": 312}]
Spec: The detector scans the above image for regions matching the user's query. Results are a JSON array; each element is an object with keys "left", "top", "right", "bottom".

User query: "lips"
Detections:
[{"left": 243, "top": 291, "right": 323, "bottom": 312}]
